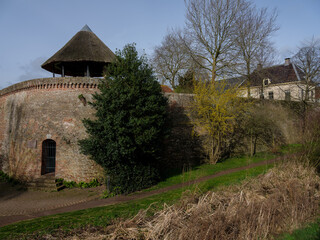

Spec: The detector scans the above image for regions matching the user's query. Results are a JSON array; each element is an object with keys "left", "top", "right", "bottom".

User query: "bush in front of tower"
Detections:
[{"left": 79, "top": 43, "right": 169, "bottom": 194}]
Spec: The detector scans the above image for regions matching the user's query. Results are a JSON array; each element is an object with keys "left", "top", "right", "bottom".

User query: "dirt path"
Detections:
[{"left": 0, "top": 155, "right": 289, "bottom": 228}]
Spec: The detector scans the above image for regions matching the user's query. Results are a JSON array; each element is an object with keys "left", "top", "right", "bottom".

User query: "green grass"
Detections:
[
  {"left": 0, "top": 144, "right": 301, "bottom": 239},
  {"left": 0, "top": 164, "right": 274, "bottom": 240},
  {"left": 278, "top": 219, "right": 320, "bottom": 240},
  {"left": 279, "top": 143, "right": 302, "bottom": 154},
  {"left": 139, "top": 151, "right": 277, "bottom": 193},
  {"left": 142, "top": 144, "right": 302, "bottom": 194}
]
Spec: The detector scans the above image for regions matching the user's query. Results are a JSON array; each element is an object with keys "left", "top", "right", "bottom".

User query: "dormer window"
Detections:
[{"left": 263, "top": 78, "right": 270, "bottom": 86}]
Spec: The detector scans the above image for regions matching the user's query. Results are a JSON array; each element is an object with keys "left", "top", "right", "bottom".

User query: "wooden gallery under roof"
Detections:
[{"left": 41, "top": 24, "right": 116, "bottom": 78}]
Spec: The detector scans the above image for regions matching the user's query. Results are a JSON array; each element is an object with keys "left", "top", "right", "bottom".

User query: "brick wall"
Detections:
[
  {"left": 163, "top": 93, "right": 204, "bottom": 171},
  {"left": 0, "top": 78, "right": 104, "bottom": 182},
  {"left": 0, "top": 78, "right": 198, "bottom": 182}
]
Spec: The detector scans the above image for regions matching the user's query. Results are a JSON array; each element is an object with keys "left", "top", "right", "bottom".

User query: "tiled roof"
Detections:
[
  {"left": 161, "top": 85, "right": 173, "bottom": 93},
  {"left": 245, "top": 63, "right": 304, "bottom": 87},
  {"left": 224, "top": 77, "right": 245, "bottom": 88}
]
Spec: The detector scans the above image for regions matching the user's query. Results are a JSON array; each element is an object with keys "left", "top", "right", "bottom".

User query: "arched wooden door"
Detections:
[{"left": 41, "top": 139, "right": 56, "bottom": 174}]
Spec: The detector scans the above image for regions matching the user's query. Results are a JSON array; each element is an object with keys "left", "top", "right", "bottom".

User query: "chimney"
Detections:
[
  {"left": 257, "top": 63, "right": 262, "bottom": 71},
  {"left": 284, "top": 58, "right": 291, "bottom": 66}
]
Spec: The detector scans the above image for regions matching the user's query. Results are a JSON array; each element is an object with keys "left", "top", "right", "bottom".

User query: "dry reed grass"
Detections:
[{"left": 61, "top": 160, "right": 320, "bottom": 240}]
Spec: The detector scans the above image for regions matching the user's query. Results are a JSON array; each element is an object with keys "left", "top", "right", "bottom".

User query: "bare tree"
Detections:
[
  {"left": 182, "top": 0, "right": 248, "bottom": 82},
  {"left": 151, "top": 31, "right": 190, "bottom": 89},
  {"left": 287, "top": 38, "right": 320, "bottom": 131},
  {"left": 292, "top": 38, "right": 320, "bottom": 84},
  {"left": 234, "top": 5, "right": 278, "bottom": 96}
]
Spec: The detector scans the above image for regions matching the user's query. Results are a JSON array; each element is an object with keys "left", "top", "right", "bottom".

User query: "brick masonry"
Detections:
[
  {"left": 0, "top": 77, "right": 104, "bottom": 182},
  {"left": 0, "top": 78, "right": 197, "bottom": 182}
]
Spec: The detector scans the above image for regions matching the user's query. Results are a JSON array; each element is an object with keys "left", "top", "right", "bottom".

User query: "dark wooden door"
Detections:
[{"left": 42, "top": 139, "right": 56, "bottom": 174}]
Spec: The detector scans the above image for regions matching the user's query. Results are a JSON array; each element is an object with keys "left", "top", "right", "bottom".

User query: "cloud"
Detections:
[
  {"left": 0, "top": 57, "right": 52, "bottom": 90},
  {"left": 17, "top": 57, "right": 51, "bottom": 82}
]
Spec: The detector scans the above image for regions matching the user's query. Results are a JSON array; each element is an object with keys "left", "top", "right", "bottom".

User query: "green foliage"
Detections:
[
  {"left": 63, "top": 180, "right": 77, "bottom": 188},
  {"left": 191, "top": 79, "right": 249, "bottom": 163},
  {"left": 175, "top": 69, "right": 194, "bottom": 93},
  {"left": 0, "top": 171, "right": 21, "bottom": 185},
  {"left": 78, "top": 94, "right": 87, "bottom": 106},
  {"left": 243, "top": 105, "right": 284, "bottom": 156},
  {"left": 56, "top": 178, "right": 101, "bottom": 189},
  {"left": 79, "top": 43, "right": 169, "bottom": 194},
  {"left": 102, "top": 186, "right": 122, "bottom": 199},
  {"left": 278, "top": 219, "right": 320, "bottom": 240},
  {"left": 280, "top": 144, "right": 302, "bottom": 154}
]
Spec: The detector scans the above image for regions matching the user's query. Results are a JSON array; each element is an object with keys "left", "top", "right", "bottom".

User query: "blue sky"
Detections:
[{"left": 0, "top": 0, "right": 319, "bottom": 89}]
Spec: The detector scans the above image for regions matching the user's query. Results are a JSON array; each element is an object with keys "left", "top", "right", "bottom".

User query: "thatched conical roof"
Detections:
[{"left": 41, "top": 25, "right": 115, "bottom": 77}]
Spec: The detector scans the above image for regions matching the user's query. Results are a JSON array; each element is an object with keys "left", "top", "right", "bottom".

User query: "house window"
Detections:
[
  {"left": 264, "top": 79, "right": 269, "bottom": 86},
  {"left": 285, "top": 90, "right": 291, "bottom": 101},
  {"left": 268, "top": 91, "right": 274, "bottom": 99}
]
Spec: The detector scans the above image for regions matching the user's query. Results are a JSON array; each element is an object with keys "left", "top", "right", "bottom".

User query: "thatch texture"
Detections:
[{"left": 41, "top": 25, "right": 115, "bottom": 77}]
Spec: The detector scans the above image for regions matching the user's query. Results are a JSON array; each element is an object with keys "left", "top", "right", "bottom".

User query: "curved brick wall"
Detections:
[
  {"left": 0, "top": 77, "right": 197, "bottom": 182},
  {"left": 0, "top": 77, "right": 104, "bottom": 182}
]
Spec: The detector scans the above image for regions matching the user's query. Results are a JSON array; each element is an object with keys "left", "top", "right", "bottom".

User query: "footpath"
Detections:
[{"left": 0, "top": 155, "right": 285, "bottom": 228}]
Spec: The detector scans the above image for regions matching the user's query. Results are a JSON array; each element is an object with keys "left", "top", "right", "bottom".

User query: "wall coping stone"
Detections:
[
  {"left": 0, "top": 77, "right": 102, "bottom": 97},
  {"left": 0, "top": 77, "right": 195, "bottom": 101}
]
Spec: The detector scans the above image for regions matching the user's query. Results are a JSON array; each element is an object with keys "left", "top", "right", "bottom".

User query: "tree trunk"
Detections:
[
  {"left": 253, "top": 136, "right": 258, "bottom": 156},
  {"left": 250, "top": 131, "right": 253, "bottom": 157}
]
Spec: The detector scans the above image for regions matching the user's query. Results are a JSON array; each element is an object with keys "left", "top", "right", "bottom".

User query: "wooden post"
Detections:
[
  {"left": 87, "top": 65, "right": 90, "bottom": 77},
  {"left": 62, "top": 65, "right": 65, "bottom": 77}
]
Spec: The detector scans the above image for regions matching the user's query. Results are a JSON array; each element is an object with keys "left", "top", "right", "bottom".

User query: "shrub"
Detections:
[
  {"left": 79, "top": 44, "right": 169, "bottom": 194},
  {"left": 0, "top": 171, "right": 22, "bottom": 186},
  {"left": 191, "top": 79, "right": 249, "bottom": 163},
  {"left": 56, "top": 178, "right": 101, "bottom": 189},
  {"left": 301, "top": 109, "right": 320, "bottom": 171},
  {"left": 242, "top": 104, "right": 285, "bottom": 156}
]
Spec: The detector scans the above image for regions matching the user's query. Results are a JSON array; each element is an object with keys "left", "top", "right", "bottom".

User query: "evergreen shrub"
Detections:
[{"left": 79, "top": 44, "right": 169, "bottom": 194}]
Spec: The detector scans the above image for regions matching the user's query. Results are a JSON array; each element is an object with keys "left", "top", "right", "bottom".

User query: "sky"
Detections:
[{"left": 0, "top": 0, "right": 319, "bottom": 90}]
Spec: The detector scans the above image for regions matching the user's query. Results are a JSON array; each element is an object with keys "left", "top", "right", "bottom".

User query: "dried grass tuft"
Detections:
[
  {"left": 54, "top": 160, "right": 320, "bottom": 240},
  {"left": 114, "top": 161, "right": 320, "bottom": 240}
]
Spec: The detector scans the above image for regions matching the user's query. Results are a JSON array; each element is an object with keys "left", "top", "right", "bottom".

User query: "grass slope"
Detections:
[
  {"left": 140, "top": 151, "right": 276, "bottom": 193},
  {"left": 0, "top": 166, "right": 274, "bottom": 239},
  {"left": 0, "top": 145, "right": 301, "bottom": 239},
  {"left": 278, "top": 219, "right": 320, "bottom": 240}
]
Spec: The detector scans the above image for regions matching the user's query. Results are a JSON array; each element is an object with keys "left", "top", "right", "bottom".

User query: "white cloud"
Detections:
[{"left": 17, "top": 57, "right": 51, "bottom": 82}]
